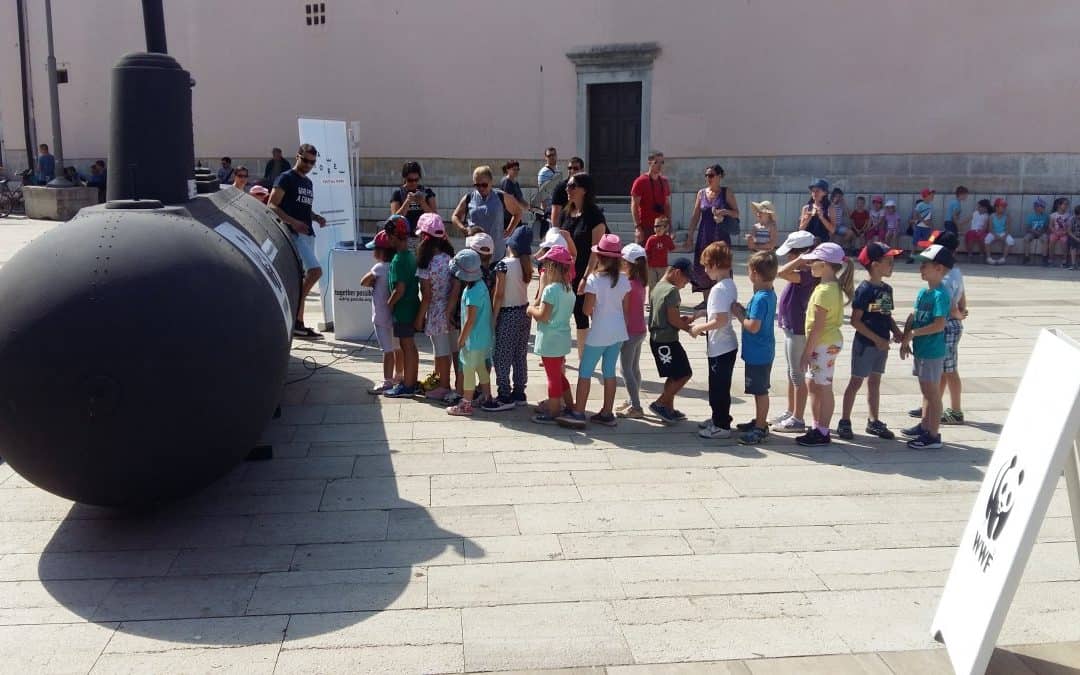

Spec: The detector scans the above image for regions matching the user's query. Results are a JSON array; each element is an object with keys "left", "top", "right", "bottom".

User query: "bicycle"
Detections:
[{"left": 0, "top": 169, "right": 30, "bottom": 218}]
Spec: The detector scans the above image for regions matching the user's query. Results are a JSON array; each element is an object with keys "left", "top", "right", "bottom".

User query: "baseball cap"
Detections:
[
  {"left": 384, "top": 214, "right": 410, "bottom": 238},
  {"left": 993, "top": 197, "right": 1008, "bottom": 209},
  {"left": 415, "top": 212, "right": 446, "bottom": 238},
  {"left": 800, "top": 242, "right": 846, "bottom": 265},
  {"left": 1033, "top": 197, "right": 1047, "bottom": 208},
  {"left": 871, "top": 194, "right": 884, "bottom": 204},
  {"left": 884, "top": 199, "right": 897, "bottom": 208},
  {"left": 920, "top": 188, "right": 935, "bottom": 200},
  {"left": 670, "top": 257, "right": 693, "bottom": 275},
  {"left": 465, "top": 232, "right": 494, "bottom": 255},
  {"left": 621, "top": 243, "right": 646, "bottom": 263},
  {"left": 540, "top": 228, "right": 567, "bottom": 250},
  {"left": 809, "top": 178, "right": 830, "bottom": 192},
  {"left": 369, "top": 230, "right": 394, "bottom": 250},
  {"left": 914, "top": 243, "right": 955, "bottom": 268},
  {"left": 918, "top": 230, "right": 959, "bottom": 251},
  {"left": 776, "top": 230, "right": 815, "bottom": 256},
  {"left": 858, "top": 242, "right": 903, "bottom": 267}
]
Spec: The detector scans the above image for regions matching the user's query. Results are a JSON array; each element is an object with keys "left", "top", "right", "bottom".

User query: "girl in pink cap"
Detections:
[
  {"left": 528, "top": 246, "right": 577, "bottom": 424},
  {"left": 415, "top": 213, "right": 459, "bottom": 403}
]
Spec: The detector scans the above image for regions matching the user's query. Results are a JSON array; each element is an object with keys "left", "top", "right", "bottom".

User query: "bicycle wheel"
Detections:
[{"left": 0, "top": 192, "right": 14, "bottom": 218}]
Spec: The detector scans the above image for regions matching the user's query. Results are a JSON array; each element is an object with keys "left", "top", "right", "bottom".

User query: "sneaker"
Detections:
[
  {"left": 557, "top": 409, "right": 588, "bottom": 429},
  {"left": 698, "top": 422, "right": 732, "bottom": 440},
  {"left": 617, "top": 406, "right": 644, "bottom": 420},
  {"left": 590, "top": 412, "right": 618, "bottom": 427},
  {"left": 907, "top": 407, "right": 923, "bottom": 418},
  {"left": 796, "top": 428, "right": 831, "bottom": 446},
  {"left": 865, "top": 419, "right": 896, "bottom": 440},
  {"left": 769, "top": 411, "right": 793, "bottom": 425},
  {"left": 482, "top": 396, "right": 516, "bottom": 412},
  {"left": 735, "top": 419, "right": 758, "bottom": 432},
  {"left": 670, "top": 408, "right": 687, "bottom": 421},
  {"left": 368, "top": 381, "right": 393, "bottom": 395},
  {"left": 615, "top": 401, "right": 632, "bottom": 414},
  {"left": 510, "top": 391, "right": 529, "bottom": 406},
  {"left": 443, "top": 391, "right": 462, "bottom": 404},
  {"left": 425, "top": 387, "right": 451, "bottom": 401},
  {"left": 698, "top": 419, "right": 713, "bottom": 429},
  {"left": 648, "top": 401, "right": 681, "bottom": 424},
  {"left": 446, "top": 400, "right": 473, "bottom": 416},
  {"left": 384, "top": 383, "right": 416, "bottom": 398},
  {"left": 771, "top": 416, "right": 806, "bottom": 433},
  {"left": 836, "top": 419, "right": 854, "bottom": 440},
  {"left": 941, "top": 408, "right": 965, "bottom": 425},
  {"left": 532, "top": 411, "right": 558, "bottom": 425},
  {"left": 907, "top": 432, "right": 943, "bottom": 450},
  {"left": 739, "top": 426, "right": 769, "bottom": 445},
  {"left": 901, "top": 423, "right": 925, "bottom": 438},
  {"left": 293, "top": 322, "right": 324, "bottom": 339}
]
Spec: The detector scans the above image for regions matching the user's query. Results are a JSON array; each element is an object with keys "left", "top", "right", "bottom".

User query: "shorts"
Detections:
[
  {"left": 647, "top": 267, "right": 665, "bottom": 290},
  {"left": 393, "top": 321, "right": 416, "bottom": 339},
  {"left": 850, "top": 339, "right": 888, "bottom": 378},
  {"left": 375, "top": 322, "right": 399, "bottom": 354},
  {"left": 944, "top": 319, "right": 962, "bottom": 373},
  {"left": 573, "top": 293, "right": 590, "bottom": 330},
  {"left": 430, "top": 330, "right": 460, "bottom": 358},
  {"left": 806, "top": 342, "right": 842, "bottom": 386},
  {"left": 965, "top": 229, "right": 984, "bottom": 247},
  {"left": 913, "top": 356, "right": 944, "bottom": 383},
  {"left": 783, "top": 330, "right": 807, "bottom": 387},
  {"left": 580, "top": 342, "right": 623, "bottom": 379},
  {"left": 943, "top": 221, "right": 958, "bottom": 235},
  {"left": 744, "top": 362, "right": 772, "bottom": 396},
  {"left": 984, "top": 232, "right": 1015, "bottom": 247},
  {"left": 650, "top": 340, "right": 692, "bottom": 380},
  {"left": 290, "top": 232, "right": 321, "bottom": 272},
  {"left": 913, "top": 225, "right": 932, "bottom": 247},
  {"left": 1069, "top": 237, "right": 1080, "bottom": 251}
]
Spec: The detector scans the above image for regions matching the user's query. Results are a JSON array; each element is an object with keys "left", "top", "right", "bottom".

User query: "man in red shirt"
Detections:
[{"left": 630, "top": 151, "right": 672, "bottom": 244}]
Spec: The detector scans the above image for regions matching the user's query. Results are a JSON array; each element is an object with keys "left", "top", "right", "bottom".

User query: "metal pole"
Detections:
[
  {"left": 142, "top": 0, "right": 168, "bottom": 53},
  {"left": 44, "top": 0, "right": 73, "bottom": 187},
  {"left": 16, "top": 0, "right": 37, "bottom": 173}
]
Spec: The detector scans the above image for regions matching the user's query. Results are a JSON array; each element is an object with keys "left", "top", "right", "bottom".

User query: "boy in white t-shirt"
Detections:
[
  {"left": 361, "top": 231, "right": 403, "bottom": 394},
  {"left": 691, "top": 242, "right": 739, "bottom": 439}
]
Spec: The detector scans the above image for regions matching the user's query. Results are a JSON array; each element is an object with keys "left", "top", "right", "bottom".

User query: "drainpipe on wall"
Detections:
[{"left": 16, "top": 0, "right": 38, "bottom": 173}]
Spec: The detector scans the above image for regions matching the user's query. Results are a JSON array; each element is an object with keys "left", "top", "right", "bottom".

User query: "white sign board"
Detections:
[
  {"left": 330, "top": 248, "right": 375, "bottom": 342},
  {"left": 298, "top": 118, "right": 357, "bottom": 325},
  {"left": 932, "top": 328, "right": 1080, "bottom": 675}
]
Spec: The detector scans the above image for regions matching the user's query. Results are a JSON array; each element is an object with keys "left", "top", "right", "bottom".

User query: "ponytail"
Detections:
[{"left": 837, "top": 259, "right": 855, "bottom": 304}]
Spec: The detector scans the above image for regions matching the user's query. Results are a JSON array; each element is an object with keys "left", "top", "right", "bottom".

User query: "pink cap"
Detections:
[
  {"left": 416, "top": 212, "right": 446, "bottom": 238},
  {"left": 920, "top": 188, "right": 935, "bottom": 200}
]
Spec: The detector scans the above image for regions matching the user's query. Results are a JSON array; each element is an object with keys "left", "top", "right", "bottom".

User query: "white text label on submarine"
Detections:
[{"left": 215, "top": 222, "right": 292, "bottom": 337}]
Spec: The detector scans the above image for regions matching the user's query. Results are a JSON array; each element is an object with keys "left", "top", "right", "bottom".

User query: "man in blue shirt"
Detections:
[{"left": 35, "top": 144, "right": 55, "bottom": 185}]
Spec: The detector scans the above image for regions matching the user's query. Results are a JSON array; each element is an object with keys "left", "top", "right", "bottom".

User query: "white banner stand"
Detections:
[
  {"left": 298, "top": 117, "right": 357, "bottom": 330},
  {"left": 932, "top": 328, "right": 1080, "bottom": 675},
  {"left": 329, "top": 248, "right": 375, "bottom": 342}
]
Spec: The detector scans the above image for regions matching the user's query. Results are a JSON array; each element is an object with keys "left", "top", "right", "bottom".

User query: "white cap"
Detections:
[
  {"left": 884, "top": 199, "right": 897, "bottom": 208},
  {"left": 465, "top": 232, "right": 494, "bottom": 255},
  {"left": 540, "top": 229, "right": 567, "bottom": 250},
  {"left": 621, "top": 243, "right": 646, "bottom": 263},
  {"left": 776, "top": 230, "right": 816, "bottom": 256}
]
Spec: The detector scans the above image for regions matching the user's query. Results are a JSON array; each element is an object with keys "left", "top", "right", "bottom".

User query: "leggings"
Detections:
[
  {"left": 460, "top": 348, "right": 490, "bottom": 391},
  {"left": 619, "top": 333, "right": 646, "bottom": 408},
  {"left": 494, "top": 305, "right": 530, "bottom": 399},
  {"left": 783, "top": 330, "right": 807, "bottom": 387},
  {"left": 541, "top": 356, "right": 571, "bottom": 399}
]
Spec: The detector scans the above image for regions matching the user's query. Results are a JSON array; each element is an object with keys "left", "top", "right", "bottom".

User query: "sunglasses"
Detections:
[
  {"left": 545, "top": 153, "right": 556, "bottom": 158},
  {"left": 704, "top": 172, "right": 717, "bottom": 178},
  {"left": 236, "top": 173, "right": 249, "bottom": 178},
  {"left": 297, "top": 156, "right": 316, "bottom": 166},
  {"left": 405, "top": 176, "right": 420, "bottom": 183},
  {"left": 566, "top": 182, "right": 580, "bottom": 190},
  {"left": 474, "top": 182, "right": 490, "bottom": 189}
]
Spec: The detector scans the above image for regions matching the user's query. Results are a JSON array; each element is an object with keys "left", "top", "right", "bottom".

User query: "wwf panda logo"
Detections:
[{"left": 985, "top": 456, "right": 1024, "bottom": 541}]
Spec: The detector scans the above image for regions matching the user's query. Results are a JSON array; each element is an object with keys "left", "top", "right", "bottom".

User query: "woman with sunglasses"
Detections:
[
  {"left": 452, "top": 165, "right": 524, "bottom": 261},
  {"left": 231, "top": 166, "right": 251, "bottom": 193},
  {"left": 390, "top": 161, "right": 437, "bottom": 242},
  {"left": 564, "top": 172, "right": 610, "bottom": 359},
  {"left": 684, "top": 164, "right": 739, "bottom": 303}
]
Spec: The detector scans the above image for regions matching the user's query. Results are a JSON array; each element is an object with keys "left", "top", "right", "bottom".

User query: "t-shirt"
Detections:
[
  {"left": 1050, "top": 212, "right": 1071, "bottom": 234},
  {"left": 915, "top": 201, "right": 933, "bottom": 227},
  {"left": 461, "top": 281, "right": 493, "bottom": 352},
  {"left": 498, "top": 177, "right": 524, "bottom": 229},
  {"left": 885, "top": 212, "right": 901, "bottom": 231},
  {"left": 777, "top": 268, "right": 817, "bottom": 335},
  {"left": 584, "top": 272, "right": 630, "bottom": 347},
  {"left": 273, "top": 169, "right": 315, "bottom": 235},
  {"left": 550, "top": 178, "right": 569, "bottom": 226},
  {"left": 649, "top": 279, "right": 682, "bottom": 343},
  {"left": 494, "top": 257, "right": 529, "bottom": 307},
  {"left": 389, "top": 249, "right": 420, "bottom": 325},
  {"left": 390, "top": 185, "right": 437, "bottom": 232},
  {"left": 970, "top": 212, "right": 989, "bottom": 232},
  {"left": 706, "top": 278, "right": 738, "bottom": 357},
  {"left": 625, "top": 278, "right": 647, "bottom": 337},
  {"left": 991, "top": 214, "right": 1008, "bottom": 234},
  {"left": 850, "top": 209, "right": 870, "bottom": 233},
  {"left": 942, "top": 267, "right": 965, "bottom": 313},
  {"left": 946, "top": 198, "right": 964, "bottom": 225},
  {"left": 417, "top": 252, "right": 452, "bottom": 335},
  {"left": 805, "top": 203, "right": 831, "bottom": 241},
  {"left": 370, "top": 261, "right": 392, "bottom": 326},
  {"left": 805, "top": 281, "right": 844, "bottom": 346},
  {"left": 851, "top": 280, "right": 895, "bottom": 346},
  {"left": 630, "top": 173, "right": 671, "bottom": 234},
  {"left": 741, "top": 288, "right": 777, "bottom": 365},
  {"left": 534, "top": 283, "right": 574, "bottom": 357},
  {"left": 912, "top": 285, "right": 951, "bottom": 359},
  {"left": 566, "top": 206, "right": 608, "bottom": 280},
  {"left": 1026, "top": 212, "right": 1049, "bottom": 233},
  {"left": 645, "top": 234, "right": 675, "bottom": 268}
]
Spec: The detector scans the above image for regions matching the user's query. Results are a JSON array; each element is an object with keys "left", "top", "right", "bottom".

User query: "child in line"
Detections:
[
  {"left": 464, "top": 231, "right": 496, "bottom": 402},
  {"left": 944, "top": 185, "right": 970, "bottom": 237},
  {"left": 447, "top": 249, "right": 495, "bottom": 416},
  {"left": 647, "top": 258, "right": 696, "bottom": 423},
  {"left": 562, "top": 234, "right": 630, "bottom": 428},
  {"left": 1069, "top": 206, "right": 1080, "bottom": 270},
  {"left": 907, "top": 188, "right": 934, "bottom": 264},
  {"left": 616, "top": 243, "right": 649, "bottom": 420},
  {"left": 691, "top": 242, "right": 738, "bottom": 440},
  {"left": 385, "top": 215, "right": 421, "bottom": 397},
  {"left": 837, "top": 242, "right": 903, "bottom": 441},
  {"left": 490, "top": 226, "right": 534, "bottom": 410},
  {"left": 900, "top": 243, "right": 955, "bottom": 449},
  {"left": 528, "top": 246, "right": 577, "bottom": 424},
  {"left": 884, "top": 199, "right": 902, "bottom": 251},
  {"left": 965, "top": 199, "right": 991, "bottom": 263},
  {"left": 746, "top": 201, "right": 778, "bottom": 252},
  {"left": 984, "top": 197, "right": 1014, "bottom": 265},
  {"left": 362, "top": 231, "right": 403, "bottom": 395},
  {"left": 937, "top": 231, "right": 968, "bottom": 426},
  {"left": 771, "top": 231, "right": 818, "bottom": 434},
  {"left": 731, "top": 252, "right": 778, "bottom": 445},
  {"left": 645, "top": 216, "right": 676, "bottom": 292},
  {"left": 843, "top": 196, "right": 870, "bottom": 253},
  {"left": 1048, "top": 198, "right": 1072, "bottom": 268},
  {"left": 796, "top": 243, "right": 855, "bottom": 446},
  {"left": 414, "top": 213, "right": 457, "bottom": 403},
  {"left": 1022, "top": 197, "right": 1049, "bottom": 265},
  {"left": 829, "top": 188, "right": 848, "bottom": 243},
  {"left": 867, "top": 196, "right": 886, "bottom": 245}
]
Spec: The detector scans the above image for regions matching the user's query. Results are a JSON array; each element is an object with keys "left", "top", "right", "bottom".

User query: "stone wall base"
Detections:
[{"left": 23, "top": 186, "right": 100, "bottom": 221}]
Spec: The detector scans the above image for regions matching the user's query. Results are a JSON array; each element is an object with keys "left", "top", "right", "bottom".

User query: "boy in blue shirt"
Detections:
[
  {"left": 900, "top": 244, "right": 954, "bottom": 449},
  {"left": 732, "top": 251, "right": 779, "bottom": 445},
  {"left": 1022, "top": 197, "right": 1049, "bottom": 265}
]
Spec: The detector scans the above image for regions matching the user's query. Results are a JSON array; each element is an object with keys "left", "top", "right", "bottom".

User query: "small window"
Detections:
[{"left": 305, "top": 3, "right": 326, "bottom": 26}]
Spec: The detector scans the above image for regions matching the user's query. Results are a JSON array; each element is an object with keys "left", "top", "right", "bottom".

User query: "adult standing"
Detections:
[
  {"left": 35, "top": 144, "right": 56, "bottom": 185},
  {"left": 216, "top": 157, "right": 234, "bottom": 186},
  {"left": 538, "top": 147, "right": 558, "bottom": 189},
  {"left": 550, "top": 156, "right": 584, "bottom": 231},
  {"left": 630, "top": 151, "right": 672, "bottom": 244},
  {"left": 800, "top": 178, "right": 835, "bottom": 244},
  {"left": 499, "top": 160, "right": 529, "bottom": 232},
  {"left": 452, "top": 165, "right": 523, "bottom": 261},
  {"left": 390, "top": 161, "right": 438, "bottom": 246},
  {"left": 564, "top": 172, "right": 609, "bottom": 357},
  {"left": 263, "top": 147, "right": 291, "bottom": 187},
  {"left": 684, "top": 164, "right": 739, "bottom": 301},
  {"left": 87, "top": 160, "right": 107, "bottom": 202},
  {"left": 269, "top": 144, "right": 327, "bottom": 339}
]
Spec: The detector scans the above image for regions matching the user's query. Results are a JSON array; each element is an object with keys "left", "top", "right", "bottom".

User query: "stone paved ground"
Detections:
[{"left": 2, "top": 216, "right": 1080, "bottom": 673}]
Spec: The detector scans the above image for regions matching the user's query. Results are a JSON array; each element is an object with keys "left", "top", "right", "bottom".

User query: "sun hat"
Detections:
[
  {"left": 621, "top": 243, "right": 646, "bottom": 263},
  {"left": 751, "top": 200, "right": 776, "bottom": 215},
  {"left": 884, "top": 199, "right": 897, "bottom": 208},
  {"left": 800, "top": 242, "right": 846, "bottom": 265},
  {"left": 1033, "top": 197, "right": 1047, "bottom": 209},
  {"left": 450, "top": 249, "right": 483, "bottom": 282},
  {"left": 993, "top": 197, "right": 1008, "bottom": 209},
  {"left": 858, "top": 242, "right": 903, "bottom": 267},
  {"left": 591, "top": 233, "right": 623, "bottom": 258},
  {"left": 776, "top": 230, "right": 816, "bottom": 256},
  {"left": 415, "top": 212, "right": 447, "bottom": 238},
  {"left": 540, "top": 228, "right": 567, "bottom": 250},
  {"left": 809, "top": 178, "right": 830, "bottom": 192},
  {"left": 871, "top": 195, "right": 884, "bottom": 204},
  {"left": 669, "top": 257, "right": 693, "bottom": 275},
  {"left": 914, "top": 243, "right": 955, "bottom": 268},
  {"left": 506, "top": 225, "right": 533, "bottom": 256},
  {"left": 385, "top": 214, "right": 410, "bottom": 238},
  {"left": 536, "top": 245, "right": 573, "bottom": 267},
  {"left": 465, "top": 231, "right": 494, "bottom": 255},
  {"left": 920, "top": 188, "right": 936, "bottom": 199}
]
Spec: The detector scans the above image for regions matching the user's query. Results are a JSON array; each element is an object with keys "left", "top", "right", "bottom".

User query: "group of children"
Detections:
[{"left": 361, "top": 207, "right": 969, "bottom": 450}]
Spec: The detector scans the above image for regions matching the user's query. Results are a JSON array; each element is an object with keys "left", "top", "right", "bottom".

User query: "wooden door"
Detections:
[{"left": 588, "top": 82, "right": 642, "bottom": 196}]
